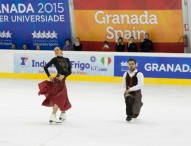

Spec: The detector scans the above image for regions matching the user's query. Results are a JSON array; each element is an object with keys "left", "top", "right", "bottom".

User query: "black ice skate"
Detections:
[
  {"left": 132, "top": 114, "right": 139, "bottom": 118},
  {"left": 126, "top": 115, "right": 132, "bottom": 121}
]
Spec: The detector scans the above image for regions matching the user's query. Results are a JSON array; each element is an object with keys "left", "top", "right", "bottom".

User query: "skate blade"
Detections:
[
  {"left": 49, "top": 120, "right": 62, "bottom": 125},
  {"left": 59, "top": 118, "right": 66, "bottom": 121},
  {"left": 126, "top": 119, "right": 132, "bottom": 122}
]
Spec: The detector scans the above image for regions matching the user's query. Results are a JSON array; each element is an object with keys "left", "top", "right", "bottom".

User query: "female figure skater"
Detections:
[{"left": 38, "top": 47, "right": 72, "bottom": 124}]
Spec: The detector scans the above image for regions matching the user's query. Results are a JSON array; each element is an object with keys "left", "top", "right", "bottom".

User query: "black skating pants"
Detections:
[{"left": 124, "top": 93, "right": 143, "bottom": 116}]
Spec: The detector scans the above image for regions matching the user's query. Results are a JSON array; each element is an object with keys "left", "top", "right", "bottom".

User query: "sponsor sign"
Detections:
[
  {"left": 114, "top": 56, "right": 191, "bottom": 79},
  {"left": 74, "top": 0, "right": 182, "bottom": 43},
  {"left": 14, "top": 53, "right": 114, "bottom": 76},
  {"left": 0, "top": 0, "right": 71, "bottom": 50}
]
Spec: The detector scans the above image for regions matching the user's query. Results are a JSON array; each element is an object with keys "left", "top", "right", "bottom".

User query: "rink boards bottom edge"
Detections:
[{"left": 0, "top": 73, "right": 191, "bottom": 85}]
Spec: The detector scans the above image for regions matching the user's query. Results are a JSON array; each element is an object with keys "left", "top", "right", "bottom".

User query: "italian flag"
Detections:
[{"left": 101, "top": 57, "right": 111, "bottom": 67}]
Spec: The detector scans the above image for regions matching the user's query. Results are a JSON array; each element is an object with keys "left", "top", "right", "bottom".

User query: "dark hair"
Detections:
[
  {"left": 75, "top": 37, "right": 80, "bottom": 40},
  {"left": 36, "top": 45, "right": 40, "bottom": 50},
  {"left": 22, "top": 44, "right": 29, "bottom": 50},
  {"left": 103, "top": 41, "right": 108, "bottom": 45},
  {"left": 130, "top": 36, "right": 134, "bottom": 39},
  {"left": 11, "top": 43, "right": 17, "bottom": 49},
  {"left": 55, "top": 46, "right": 62, "bottom": 50},
  {"left": 145, "top": 33, "right": 149, "bottom": 36},
  {"left": 118, "top": 37, "right": 123, "bottom": 41},
  {"left": 128, "top": 58, "right": 136, "bottom": 64},
  {"left": 65, "top": 38, "right": 70, "bottom": 42}
]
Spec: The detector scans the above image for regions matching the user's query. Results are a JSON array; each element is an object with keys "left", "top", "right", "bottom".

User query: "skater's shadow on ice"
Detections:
[
  {"left": 106, "top": 118, "right": 154, "bottom": 126},
  {"left": 24, "top": 121, "right": 57, "bottom": 126}
]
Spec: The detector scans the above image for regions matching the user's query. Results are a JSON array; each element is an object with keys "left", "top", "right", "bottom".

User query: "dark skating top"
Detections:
[
  {"left": 44, "top": 56, "right": 71, "bottom": 78},
  {"left": 125, "top": 72, "right": 139, "bottom": 88}
]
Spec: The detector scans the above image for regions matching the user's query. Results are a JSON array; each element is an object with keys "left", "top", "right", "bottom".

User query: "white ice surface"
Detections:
[{"left": 0, "top": 78, "right": 191, "bottom": 146}]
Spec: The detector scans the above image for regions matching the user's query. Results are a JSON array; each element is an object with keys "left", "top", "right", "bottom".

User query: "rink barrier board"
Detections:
[{"left": 0, "top": 73, "right": 191, "bottom": 85}]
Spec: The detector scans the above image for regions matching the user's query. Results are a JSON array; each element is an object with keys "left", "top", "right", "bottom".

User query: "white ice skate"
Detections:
[
  {"left": 49, "top": 114, "right": 62, "bottom": 124},
  {"left": 59, "top": 112, "right": 66, "bottom": 121}
]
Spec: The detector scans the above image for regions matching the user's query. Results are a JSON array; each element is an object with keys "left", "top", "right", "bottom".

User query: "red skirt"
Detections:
[{"left": 38, "top": 78, "right": 71, "bottom": 111}]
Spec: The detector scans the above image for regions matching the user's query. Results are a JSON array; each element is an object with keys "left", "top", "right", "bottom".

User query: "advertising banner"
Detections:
[
  {"left": 114, "top": 56, "right": 191, "bottom": 79},
  {"left": 14, "top": 52, "right": 114, "bottom": 76},
  {"left": 0, "top": 50, "right": 190, "bottom": 79},
  {"left": 0, "top": 0, "right": 71, "bottom": 50},
  {"left": 74, "top": 0, "right": 183, "bottom": 52},
  {"left": 74, "top": 0, "right": 182, "bottom": 43},
  {"left": 65, "top": 54, "right": 114, "bottom": 76},
  {"left": 14, "top": 52, "right": 55, "bottom": 74}
]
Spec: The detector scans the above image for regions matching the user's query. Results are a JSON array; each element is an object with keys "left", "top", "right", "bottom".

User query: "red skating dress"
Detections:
[{"left": 38, "top": 56, "right": 72, "bottom": 111}]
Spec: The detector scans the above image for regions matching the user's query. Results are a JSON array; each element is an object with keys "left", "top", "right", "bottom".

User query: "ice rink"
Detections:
[{"left": 0, "top": 78, "right": 191, "bottom": 146}]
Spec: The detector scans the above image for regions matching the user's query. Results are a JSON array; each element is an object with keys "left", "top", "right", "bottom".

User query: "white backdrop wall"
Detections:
[
  {"left": 185, "top": 0, "right": 191, "bottom": 53},
  {"left": 187, "top": 0, "right": 191, "bottom": 52}
]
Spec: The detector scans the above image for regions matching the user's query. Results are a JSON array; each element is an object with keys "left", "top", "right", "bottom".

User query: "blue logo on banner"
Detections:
[
  {"left": 20, "top": 57, "right": 29, "bottom": 66},
  {"left": 0, "top": 0, "right": 71, "bottom": 50},
  {"left": 114, "top": 56, "right": 191, "bottom": 79}
]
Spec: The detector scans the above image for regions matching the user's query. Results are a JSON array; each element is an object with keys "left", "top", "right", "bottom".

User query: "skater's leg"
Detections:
[
  {"left": 125, "top": 96, "right": 133, "bottom": 115},
  {"left": 49, "top": 104, "right": 61, "bottom": 124},
  {"left": 132, "top": 95, "right": 143, "bottom": 117},
  {"left": 125, "top": 95, "right": 134, "bottom": 121},
  {"left": 52, "top": 104, "right": 59, "bottom": 114}
]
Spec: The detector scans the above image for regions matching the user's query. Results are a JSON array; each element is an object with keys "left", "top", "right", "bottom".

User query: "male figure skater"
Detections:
[{"left": 122, "top": 58, "right": 144, "bottom": 121}]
